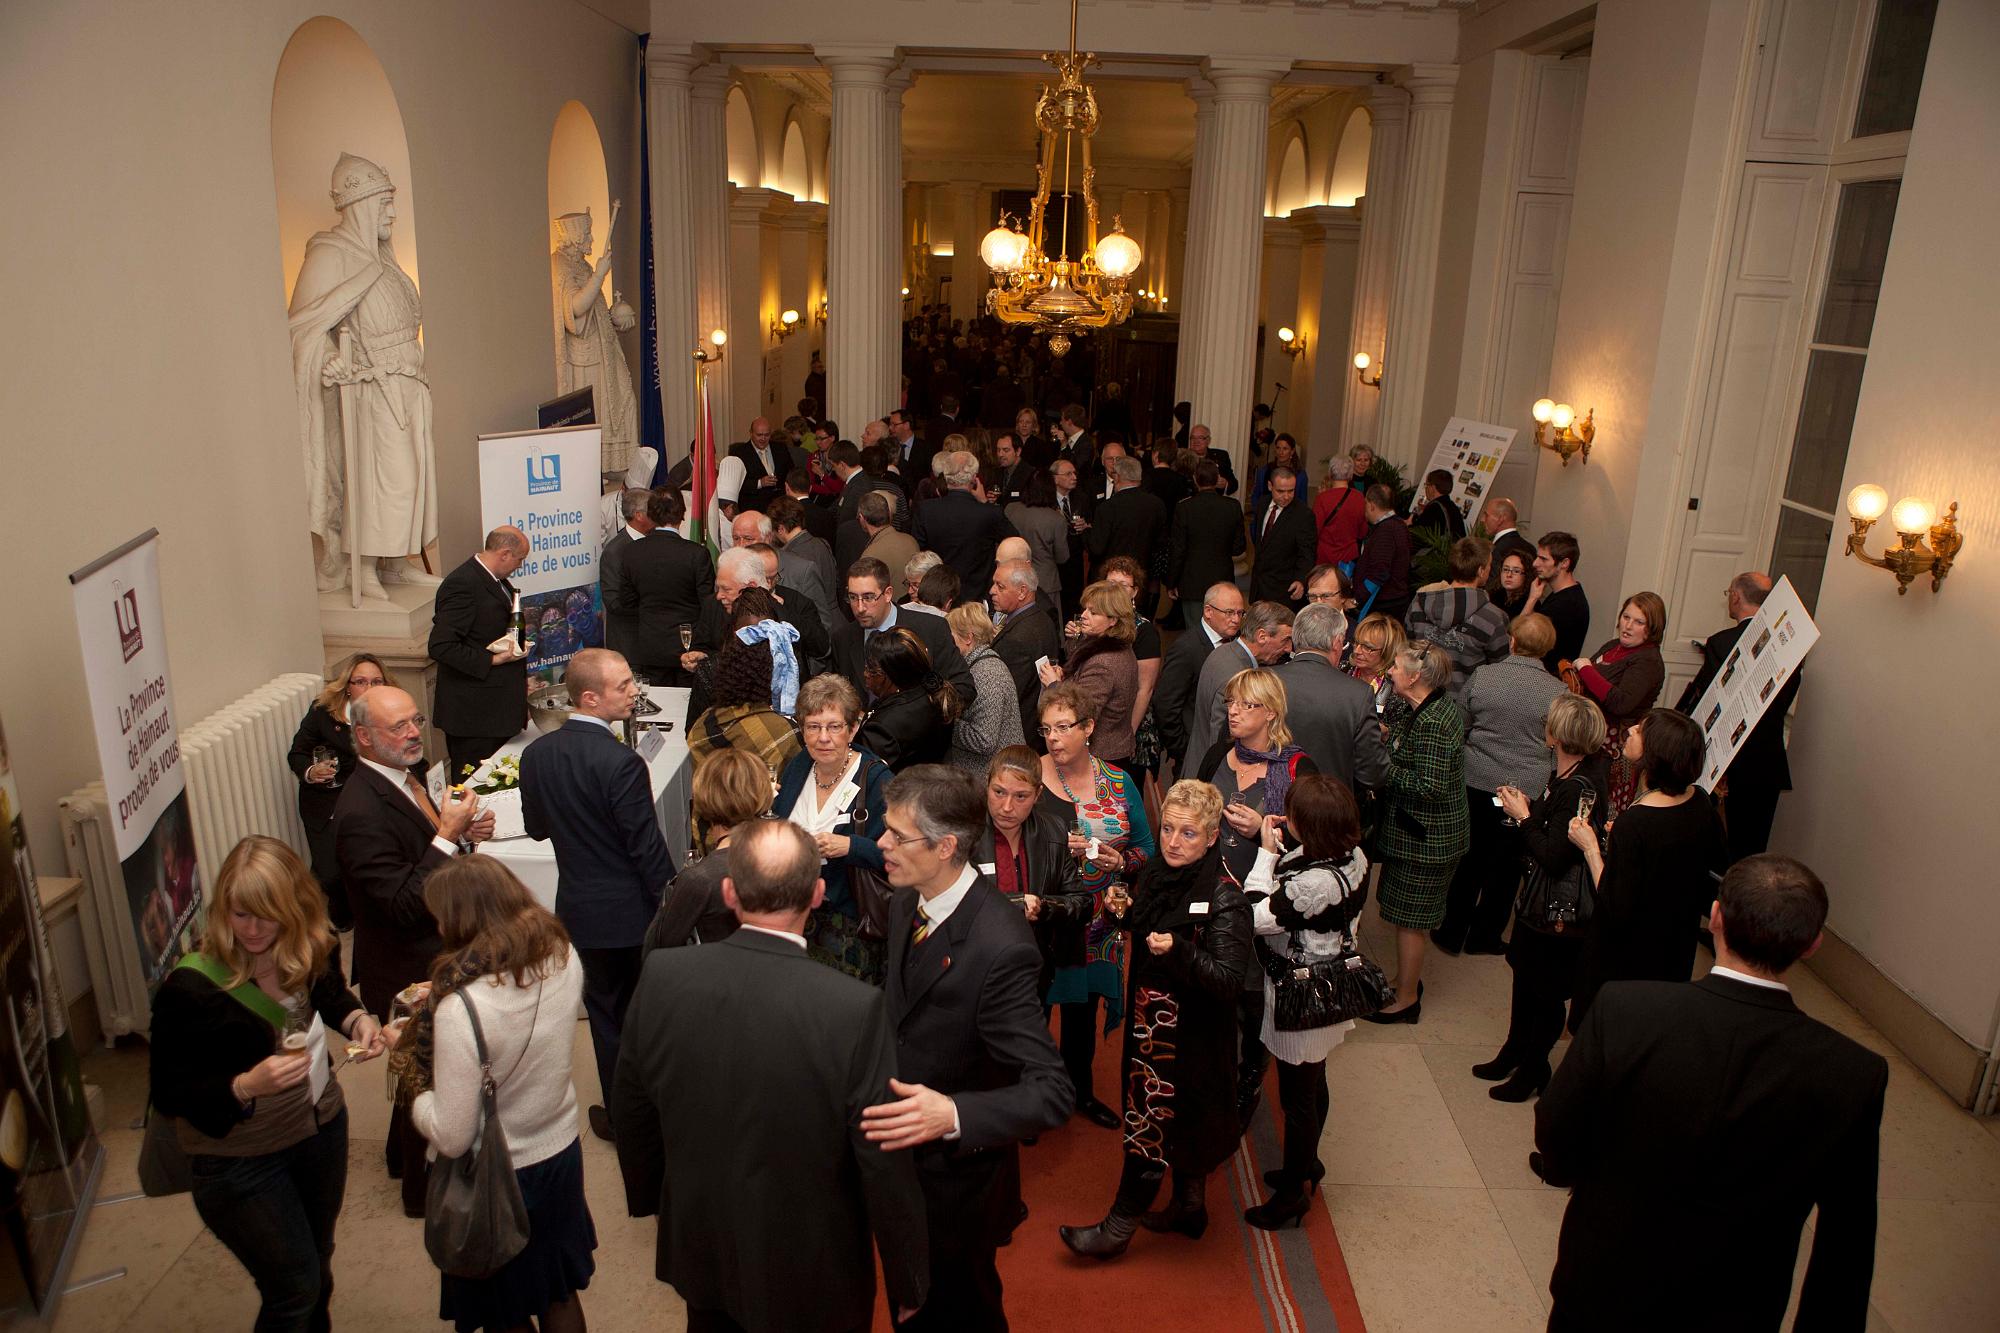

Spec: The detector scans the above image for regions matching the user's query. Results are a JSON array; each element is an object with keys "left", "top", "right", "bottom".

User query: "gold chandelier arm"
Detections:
[
  {"left": 1028, "top": 129, "right": 1055, "bottom": 251},
  {"left": 1082, "top": 141, "right": 1100, "bottom": 250}
]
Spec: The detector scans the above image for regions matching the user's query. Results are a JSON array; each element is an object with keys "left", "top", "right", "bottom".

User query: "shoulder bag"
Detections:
[
  {"left": 1251, "top": 862, "right": 1391, "bottom": 1029},
  {"left": 1514, "top": 775, "right": 1598, "bottom": 935},
  {"left": 843, "top": 756, "right": 896, "bottom": 941},
  {"left": 424, "top": 985, "right": 533, "bottom": 1278}
]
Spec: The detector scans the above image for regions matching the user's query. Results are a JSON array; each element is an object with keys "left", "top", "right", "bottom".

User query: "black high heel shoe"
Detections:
[
  {"left": 1263, "top": 1163, "right": 1327, "bottom": 1191},
  {"left": 1243, "top": 1185, "right": 1314, "bottom": 1231},
  {"left": 1360, "top": 997, "right": 1421, "bottom": 1025},
  {"left": 1488, "top": 1065, "right": 1550, "bottom": 1103},
  {"left": 1140, "top": 1172, "right": 1208, "bottom": 1239},
  {"left": 1470, "top": 1052, "right": 1519, "bottom": 1081}
]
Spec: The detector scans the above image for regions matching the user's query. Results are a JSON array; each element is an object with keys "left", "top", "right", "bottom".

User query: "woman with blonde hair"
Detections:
[
  {"left": 397, "top": 857, "right": 594, "bottom": 1333},
  {"left": 149, "top": 835, "right": 385, "bottom": 1331},
  {"left": 287, "top": 652, "right": 395, "bottom": 928},
  {"left": 1038, "top": 579, "right": 1141, "bottom": 772},
  {"left": 645, "top": 748, "right": 772, "bottom": 951},
  {"left": 946, "top": 602, "right": 1026, "bottom": 773},
  {"left": 1345, "top": 612, "right": 1408, "bottom": 713}
]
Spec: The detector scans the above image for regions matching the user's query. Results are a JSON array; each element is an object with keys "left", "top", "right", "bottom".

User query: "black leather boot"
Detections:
[
  {"left": 1141, "top": 1170, "right": 1209, "bottom": 1239},
  {"left": 1060, "top": 1159, "right": 1162, "bottom": 1261}
]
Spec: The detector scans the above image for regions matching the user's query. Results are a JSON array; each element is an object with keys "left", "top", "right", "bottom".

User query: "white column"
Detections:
[
  {"left": 1184, "top": 58, "right": 1290, "bottom": 482},
  {"left": 1340, "top": 82, "right": 1409, "bottom": 456},
  {"left": 689, "top": 64, "right": 734, "bottom": 438},
  {"left": 884, "top": 66, "right": 914, "bottom": 408},
  {"left": 947, "top": 179, "right": 983, "bottom": 324},
  {"left": 727, "top": 188, "right": 787, "bottom": 431},
  {"left": 646, "top": 45, "right": 701, "bottom": 453},
  {"left": 1258, "top": 217, "right": 1304, "bottom": 434},
  {"left": 1165, "top": 185, "right": 1189, "bottom": 309},
  {"left": 1375, "top": 63, "right": 1459, "bottom": 469},
  {"left": 1174, "top": 79, "right": 1217, "bottom": 408},
  {"left": 816, "top": 45, "right": 901, "bottom": 433},
  {"left": 778, "top": 201, "right": 825, "bottom": 414},
  {"left": 1290, "top": 205, "right": 1362, "bottom": 472},
  {"left": 903, "top": 180, "right": 929, "bottom": 301}
]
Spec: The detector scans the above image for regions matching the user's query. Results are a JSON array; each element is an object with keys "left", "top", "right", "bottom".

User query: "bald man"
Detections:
[
  {"left": 429, "top": 525, "right": 533, "bottom": 774},
  {"left": 1676, "top": 572, "right": 1799, "bottom": 862},
  {"left": 1480, "top": 498, "right": 1536, "bottom": 599},
  {"left": 730, "top": 417, "right": 795, "bottom": 514},
  {"left": 521, "top": 647, "right": 673, "bottom": 1141}
]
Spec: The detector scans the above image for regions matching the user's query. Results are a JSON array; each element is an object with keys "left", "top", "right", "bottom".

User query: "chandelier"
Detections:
[{"left": 979, "top": 0, "right": 1142, "bottom": 357}]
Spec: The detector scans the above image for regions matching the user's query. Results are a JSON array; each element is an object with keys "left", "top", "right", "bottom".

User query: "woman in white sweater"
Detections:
[{"left": 392, "top": 857, "right": 594, "bottom": 1333}]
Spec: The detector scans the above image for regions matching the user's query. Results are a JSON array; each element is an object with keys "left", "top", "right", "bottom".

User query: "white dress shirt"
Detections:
[
  {"left": 1708, "top": 964, "right": 1788, "bottom": 992},
  {"left": 912, "top": 861, "right": 981, "bottom": 1140},
  {"left": 738, "top": 924, "right": 807, "bottom": 949},
  {"left": 358, "top": 756, "right": 458, "bottom": 857}
]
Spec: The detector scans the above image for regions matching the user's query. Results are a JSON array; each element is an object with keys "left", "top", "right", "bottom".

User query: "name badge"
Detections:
[
  {"left": 978, "top": 863, "right": 997, "bottom": 877},
  {"left": 425, "top": 764, "right": 449, "bottom": 807},
  {"left": 1188, "top": 901, "right": 1210, "bottom": 915}
]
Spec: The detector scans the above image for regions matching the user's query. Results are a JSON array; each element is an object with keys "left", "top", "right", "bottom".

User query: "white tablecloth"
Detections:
[{"left": 475, "top": 686, "right": 692, "bottom": 911}]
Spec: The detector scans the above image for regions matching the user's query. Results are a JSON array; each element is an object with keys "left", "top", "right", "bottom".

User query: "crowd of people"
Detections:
[{"left": 161, "top": 326, "right": 1885, "bottom": 1333}]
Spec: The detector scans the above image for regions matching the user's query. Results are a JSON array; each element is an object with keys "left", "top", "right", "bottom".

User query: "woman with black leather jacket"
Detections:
[{"left": 974, "top": 746, "right": 1093, "bottom": 998}]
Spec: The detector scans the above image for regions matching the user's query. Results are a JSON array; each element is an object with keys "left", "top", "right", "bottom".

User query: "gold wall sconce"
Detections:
[
  {"left": 1277, "top": 326, "right": 1305, "bottom": 358},
  {"left": 771, "top": 308, "right": 801, "bottom": 342},
  {"left": 1844, "top": 485, "right": 1963, "bottom": 595},
  {"left": 813, "top": 299, "right": 828, "bottom": 327},
  {"left": 1532, "top": 398, "right": 1593, "bottom": 465},
  {"left": 1353, "top": 352, "right": 1382, "bottom": 388}
]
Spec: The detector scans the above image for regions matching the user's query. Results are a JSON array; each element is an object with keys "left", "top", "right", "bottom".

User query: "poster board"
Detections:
[
  {"left": 478, "top": 424, "right": 605, "bottom": 677},
  {"left": 1420, "top": 418, "right": 1518, "bottom": 522},
  {"left": 1685, "top": 576, "right": 1820, "bottom": 791}
]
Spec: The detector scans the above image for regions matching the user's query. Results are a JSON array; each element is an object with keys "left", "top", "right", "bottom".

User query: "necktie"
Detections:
[
  {"left": 406, "top": 774, "right": 441, "bottom": 829},
  {"left": 912, "top": 902, "right": 934, "bottom": 947},
  {"left": 1263, "top": 504, "right": 1278, "bottom": 540}
]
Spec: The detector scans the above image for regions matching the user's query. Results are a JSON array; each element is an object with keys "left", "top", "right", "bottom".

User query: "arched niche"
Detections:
[
  {"left": 780, "top": 115, "right": 809, "bottom": 201},
  {"left": 725, "top": 86, "right": 757, "bottom": 186},
  {"left": 271, "top": 17, "right": 420, "bottom": 305},
  {"left": 1328, "top": 106, "right": 1372, "bottom": 207},
  {"left": 1272, "top": 128, "right": 1309, "bottom": 216},
  {"left": 547, "top": 101, "right": 611, "bottom": 255}
]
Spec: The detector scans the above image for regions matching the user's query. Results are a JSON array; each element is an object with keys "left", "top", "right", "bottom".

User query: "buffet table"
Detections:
[{"left": 473, "top": 686, "right": 692, "bottom": 912}]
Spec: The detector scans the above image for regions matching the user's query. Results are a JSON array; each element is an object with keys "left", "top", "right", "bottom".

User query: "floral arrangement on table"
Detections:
[{"left": 463, "top": 753, "right": 521, "bottom": 794}]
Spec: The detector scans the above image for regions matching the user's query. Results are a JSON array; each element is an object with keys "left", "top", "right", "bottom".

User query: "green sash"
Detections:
[{"left": 173, "top": 952, "right": 289, "bottom": 1031}]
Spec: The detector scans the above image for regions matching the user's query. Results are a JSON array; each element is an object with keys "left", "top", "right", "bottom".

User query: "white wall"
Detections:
[
  {"left": 1776, "top": 0, "right": 2000, "bottom": 1052},
  {"left": 0, "top": 0, "right": 638, "bottom": 873}
]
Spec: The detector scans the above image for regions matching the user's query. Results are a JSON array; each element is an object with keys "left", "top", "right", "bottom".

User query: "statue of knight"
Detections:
[{"left": 551, "top": 203, "right": 639, "bottom": 475}]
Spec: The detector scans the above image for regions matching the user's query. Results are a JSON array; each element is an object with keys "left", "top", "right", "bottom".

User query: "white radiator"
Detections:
[{"left": 59, "top": 671, "right": 323, "bottom": 1036}]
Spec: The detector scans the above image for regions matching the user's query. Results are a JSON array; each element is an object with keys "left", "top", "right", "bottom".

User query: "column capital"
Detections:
[
  {"left": 1202, "top": 57, "right": 1292, "bottom": 100},
  {"left": 885, "top": 64, "right": 917, "bottom": 99},
  {"left": 645, "top": 42, "right": 709, "bottom": 84},
  {"left": 1184, "top": 75, "right": 1215, "bottom": 105},
  {"left": 1393, "top": 63, "right": 1459, "bottom": 105},
  {"left": 781, "top": 199, "right": 828, "bottom": 231},
  {"left": 690, "top": 63, "right": 732, "bottom": 105},
  {"left": 731, "top": 186, "right": 793, "bottom": 224},
  {"left": 814, "top": 43, "right": 902, "bottom": 83},
  {"left": 1286, "top": 204, "right": 1361, "bottom": 243},
  {"left": 1262, "top": 216, "right": 1305, "bottom": 250},
  {"left": 1366, "top": 80, "right": 1410, "bottom": 122}
]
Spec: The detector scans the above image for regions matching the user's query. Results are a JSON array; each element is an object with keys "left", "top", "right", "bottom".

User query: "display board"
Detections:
[
  {"left": 1420, "top": 418, "right": 1518, "bottom": 522},
  {"left": 68, "top": 532, "right": 201, "bottom": 985},
  {"left": 477, "top": 424, "right": 605, "bottom": 676},
  {"left": 1685, "top": 576, "right": 1820, "bottom": 792}
]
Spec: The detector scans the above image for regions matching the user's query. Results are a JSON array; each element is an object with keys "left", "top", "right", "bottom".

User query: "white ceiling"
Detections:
[{"left": 902, "top": 73, "right": 1199, "bottom": 166}]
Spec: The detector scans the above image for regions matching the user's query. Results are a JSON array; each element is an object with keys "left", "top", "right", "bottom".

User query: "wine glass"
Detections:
[
  {"left": 1103, "top": 883, "right": 1131, "bottom": 919},
  {"left": 1496, "top": 787, "right": 1522, "bottom": 829},
  {"left": 1575, "top": 787, "right": 1598, "bottom": 829},
  {"left": 311, "top": 745, "right": 338, "bottom": 785},
  {"left": 678, "top": 624, "right": 694, "bottom": 654}
]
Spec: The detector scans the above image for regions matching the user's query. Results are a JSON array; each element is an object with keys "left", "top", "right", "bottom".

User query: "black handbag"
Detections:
[
  {"left": 424, "top": 987, "right": 531, "bottom": 1279},
  {"left": 1252, "top": 864, "right": 1390, "bottom": 1029},
  {"left": 137, "top": 1102, "right": 192, "bottom": 1197},
  {"left": 843, "top": 757, "right": 896, "bottom": 942},
  {"left": 1514, "top": 773, "right": 1600, "bottom": 936}
]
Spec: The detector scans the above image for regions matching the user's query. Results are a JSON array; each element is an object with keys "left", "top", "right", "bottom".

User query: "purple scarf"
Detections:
[{"left": 1234, "top": 740, "right": 1304, "bottom": 815}]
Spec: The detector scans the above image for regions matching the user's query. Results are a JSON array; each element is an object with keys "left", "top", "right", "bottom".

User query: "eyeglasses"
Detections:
[
  {"left": 802, "top": 721, "right": 851, "bottom": 736},
  {"left": 845, "top": 590, "right": 888, "bottom": 605},
  {"left": 879, "top": 827, "right": 934, "bottom": 850},
  {"left": 379, "top": 715, "right": 427, "bottom": 736},
  {"left": 348, "top": 677, "right": 387, "bottom": 689},
  {"left": 1204, "top": 605, "right": 1247, "bottom": 619},
  {"left": 1038, "top": 720, "right": 1083, "bottom": 738},
  {"left": 1225, "top": 700, "right": 1268, "bottom": 713},
  {"left": 1305, "top": 590, "right": 1342, "bottom": 604}
]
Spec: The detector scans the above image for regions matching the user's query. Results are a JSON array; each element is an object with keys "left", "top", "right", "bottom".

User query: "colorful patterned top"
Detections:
[{"left": 1037, "top": 759, "right": 1156, "bottom": 1021}]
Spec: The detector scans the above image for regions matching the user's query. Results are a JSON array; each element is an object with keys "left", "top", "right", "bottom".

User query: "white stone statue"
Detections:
[
  {"left": 288, "top": 153, "right": 441, "bottom": 601},
  {"left": 551, "top": 206, "right": 639, "bottom": 474}
]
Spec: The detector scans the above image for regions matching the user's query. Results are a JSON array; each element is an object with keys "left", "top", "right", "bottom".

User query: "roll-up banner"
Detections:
[
  {"left": 477, "top": 424, "right": 605, "bottom": 679},
  {"left": 69, "top": 531, "right": 201, "bottom": 986}
]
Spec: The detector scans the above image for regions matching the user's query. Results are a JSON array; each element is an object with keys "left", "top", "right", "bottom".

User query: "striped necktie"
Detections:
[{"left": 911, "top": 901, "right": 934, "bottom": 947}]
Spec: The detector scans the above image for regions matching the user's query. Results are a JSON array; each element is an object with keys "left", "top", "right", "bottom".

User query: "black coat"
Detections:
[
  {"left": 1086, "top": 486, "right": 1168, "bottom": 568},
  {"left": 428, "top": 556, "right": 528, "bottom": 741},
  {"left": 973, "top": 809, "right": 1092, "bottom": 977},
  {"left": 640, "top": 850, "right": 737, "bottom": 953},
  {"left": 912, "top": 490, "right": 1017, "bottom": 593},
  {"left": 881, "top": 877, "right": 1072, "bottom": 1248},
  {"left": 600, "top": 528, "right": 639, "bottom": 659},
  {"left": 331, "top": 762, "right": 451, "bottom": 1016},
  {"left": 689, "top": 584, "right": 830, "bottom": 678},
  {"left": 286, "top": 703, "right": 357, "bottom": 838},
  {"left": 1152, "top": 624, "right": 1224, "bottom": 772},
  {"left": 1676, "top": 617, "right": 1797, "bottom": 794},
  {"left": 859, "top": 687, "right": 950, "bottom": 772},
  {"left": 1249, "top": 498, "right": 1318, "bottom": 604},
  {"left": 831, "top": 610, "right": 975, "bottom": 711},
  {"left": 612, "top": 931, "right": 930, "bottom": 1328},
  {"left": 519, "top": 719, "right": 674, "bottom": 950},
  {"left": 1412, "top": 496, "right": 1467, "bottom": 541},
  {"left": 795, "top": 494, "right": 839, "bottom": 547},
  {"left": 611, "top": 531, "right": 716, "bottom": 671},
  {"left": 727, "top": 439, "right": 796, "bottom": 513},
  {"left": 1168, "top": 490, "right": 1245, "bottom": 603},
  {"left": 989, "top": 603, "right": 1062, "bottom": 738},
  {"left": 1536, "top": 974, "right": 1887, "bottom": 1332},
  {"left": 836, "top": 469, "right": 903, "bottom": 529}
]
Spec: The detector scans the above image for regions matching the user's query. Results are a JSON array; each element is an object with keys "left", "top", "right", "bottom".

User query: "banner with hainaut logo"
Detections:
[
  {"left": 68, "top": 531, "right": 201, "bottom": 985},
  {"left": 477, "top": 424, "right": 604, "bottom": 677}
]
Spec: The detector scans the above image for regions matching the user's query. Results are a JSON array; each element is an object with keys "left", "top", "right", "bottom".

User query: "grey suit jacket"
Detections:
[
  {"left": 778, "top": 531, "right": 839, "bottom": 628},
  {"left": 1183, "top": 638, "right": 1259, "bottom": 777},
  {"left": 1272, "top": 652, "right": 1390, "bottom": 791}
]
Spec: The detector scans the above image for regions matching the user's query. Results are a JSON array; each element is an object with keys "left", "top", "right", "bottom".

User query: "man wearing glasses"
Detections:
[
  {"left": 830, "top": 558, "right": 975, "bottom": 710},
  {"left": 1152, "top": 582, "right": 1247, "bottom": 777}
]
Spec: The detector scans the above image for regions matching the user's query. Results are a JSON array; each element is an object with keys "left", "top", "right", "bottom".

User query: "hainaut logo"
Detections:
[
  {"left": 115, "top": 587, "right": 143, "bottom": 662},
  {"left": 527, "top": 453, "right": 561, "bottom": 496}
]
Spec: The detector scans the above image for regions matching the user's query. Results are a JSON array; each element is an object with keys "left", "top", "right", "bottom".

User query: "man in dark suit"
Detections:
[
  {"left": 685, "top": 546, "right": 833, "bottom": 719},
  {"left": 988, "top": 433, "right": 1032, "bottom": 509},
  {"left": 1048, "top": 458, "right": 1089, "bottom": 621},
  {"left": 1053, "top": 402, "right": 1096, "bottom": 478},
  {"left": 1411, "top": 468, "right": 1468, "bottom": 541},
  {"left": 1534, "top": 855, "right": 1886, "bottom": 1331},
  {"left": 1185, "top": 423, "right": 1237, "bottom": 495},
  {"left": 1354, "top": 484, "right": 1414, "bottom": 623},
  {"left": 784, "top": 467, "right": 839, "bottom": 546},
  {"left": 861, "top": 767, "right": 1071, "bottom": 1332},
  {"left": 520, "top": 649, "right": 672, "bottom": 1143},
  {"left": 1249, "top": 465, "right": 1317, "bottom": 605},
  {"left": 888, "top": 409, "right": 935, "bottom": 496},
  {"left": 1477, "top": 497, "right": 1536, "bottom": 598},
  {"left": 334, "top": 684, "right": 493, "bottom": 1214},
  {"left": 614, "top": 819, "right": 929, "bottom": 1332},
  {"left": 831, "top": 558, "right": 974, "bottom": 710},
  {"left": 987, "top": 560, "right": 1061, "bottom": 739},
  {"left": 727, "top": 417, "right": 794, "bottom": 514},
  {"left": 428, "top": 527, "right": 532, "bottom": 776},
  {"left": 770, "top": 495, "right": 840, "bottom": 630},
  {"left": 1675, "top": 572, "right": 1800, "bottom": 862},
  {"left": 1086, "top": 455, "right": 1167, "bottom": 573},
  {"left": 600, "top": 490, "right": 655, "bottom": 660},
  {"left": 912, "top": 452, "right": 1017, "bottom": 594},
  {"left": 1167, "top": 460, "right": 1245, "bottom": 609},
  {"left": 1273, "top": 603, "right": 1390, "bottom": 792},
  {"left": 609, "top": 490, "right": 715, "bottom": 683},
  {"left": 1154, "top": 582, "right": 1245, "bottom": 776}
]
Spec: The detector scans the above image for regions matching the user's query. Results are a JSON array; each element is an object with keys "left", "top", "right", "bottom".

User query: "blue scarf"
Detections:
[
  {"left": 1234, "top": 739, "right": 1304, "bottom": 816},
  {"left": 737, "top": 619, "right": 801, "bottom": 715}
]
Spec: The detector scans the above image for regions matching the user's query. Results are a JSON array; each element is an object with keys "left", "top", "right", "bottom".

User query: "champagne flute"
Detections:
[
  {"left": 679, "top": 624, "right": 694, "bottom": 654},
  {"left": 311, "top": 745, "right": 338, "bottom": 785},
  {"left": 1103, "top": 883, "right": 1131, "bottom": 919},
  {"left": 1575, "top": 787, "right": 1598, "bottom": 829}
]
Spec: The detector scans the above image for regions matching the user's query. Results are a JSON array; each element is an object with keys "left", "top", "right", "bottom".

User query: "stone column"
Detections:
[
  {"left": 728, "top": 188, "right": 788, "bottom": 431},
  {"left": 645, "top": 45, "right": 701, "bottom": 453},
  {"left": 1182, "top": 58, "right": 1291, "bottom": 481},
  {"left": 689, "top": 64, "right": 735, "bottom": 438},
  {"left": 1375, "top": 63, "right": 1459, "bottom": 469},
  {"left": 1258, "top": 217, "right": 1304, "bottom": 436},
  {"left": 779, "top": 201, "right": 826, "bottom": 415},
  {"left": 1165, "top": 185, "right": 1189, "bottom": 309},
  {"left": 1339, "top": 81, "right": 1409, "bottom": 456},
  {"left": 1289, "top": 205, "right": 1362, "bottom": 472},
  {"left": 946, "top": 179, "right": 983, "bottom": 324},
  {"left": 816, "top": 45, "right": 902, "bottom": 433},
  {"left": 1173, "top": 79, "right": 1217, "bottom": 408},
  {"left": 884, "top": 66, "right": 914, "bottom": 409},
  {"left": 903, "top": 180, "right": 929, "bottom": 301}
]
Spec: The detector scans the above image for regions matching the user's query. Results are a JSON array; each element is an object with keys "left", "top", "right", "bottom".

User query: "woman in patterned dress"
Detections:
[{"left": 1035, "top": 683, "right": 1156, "bottom": 1129}]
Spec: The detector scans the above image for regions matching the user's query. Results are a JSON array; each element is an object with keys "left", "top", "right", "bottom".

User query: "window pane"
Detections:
[
  {"left": 1815, "top": 179, "right": 1900, "bottom": 348},
  {"left": 1770, "top": 507, "right": 1835, "bottom": 614},
  {"left": 1783, "top": 350, "right": 1867, "bottom": 514},
  {"left": 1853, "top": 0, "right": 1938, "bottom": 139}
]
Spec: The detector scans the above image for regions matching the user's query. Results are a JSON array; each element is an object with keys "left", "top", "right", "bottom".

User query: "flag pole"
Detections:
[{"left": 691, "top": 330, "right": 723, "bottom": 549}]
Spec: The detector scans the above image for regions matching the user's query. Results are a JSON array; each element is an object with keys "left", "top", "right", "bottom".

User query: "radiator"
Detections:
[{"left": 59, "top": 671, "right": 323, "bottom": 1036}]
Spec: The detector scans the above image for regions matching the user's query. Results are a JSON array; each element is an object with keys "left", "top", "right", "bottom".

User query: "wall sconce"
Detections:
[
  {"left": 814, "top": 299, "right": 828, "bottom": 328},
  {"left": 771, "top": 308, "right": 801, "bottom": 342},
  {"left": 1531, "top": 398, "right": 1594, "bottom": 466},
  {"left": 693, "top": 327, "right": 726, "bottom": 364},
  {"left": 1353, "top": 352, "right": 1382, "bottom": 388},
  {"left": 900, "top": 286, "right": 911, "bottom": 298},
  {"left": 1277, "top": 326, "right": 1305, "bottom": 358},
  {"left": 1845, "top": 485, "right": 1963, "bottom": 595}
]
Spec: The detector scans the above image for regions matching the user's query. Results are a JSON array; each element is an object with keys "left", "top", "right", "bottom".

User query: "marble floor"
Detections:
[{"left": 46, "top": 910, "right": 2000, "bottom": 1332}]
